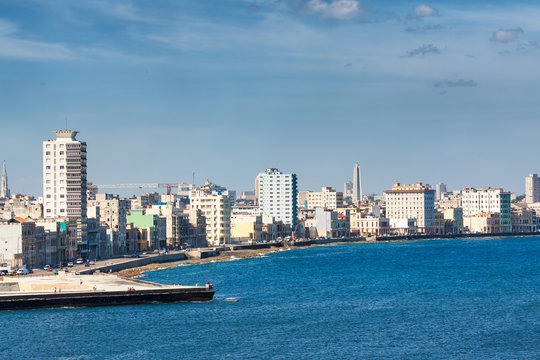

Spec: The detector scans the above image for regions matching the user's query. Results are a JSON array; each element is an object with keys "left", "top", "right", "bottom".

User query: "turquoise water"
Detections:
[{"left": 1, "top": 237, "right": 539, "bottom": 359}]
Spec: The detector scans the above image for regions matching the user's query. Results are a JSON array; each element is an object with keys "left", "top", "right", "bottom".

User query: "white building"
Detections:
[
  {"left": 525, "top": 174, "right": 540, "bottom": 204},
  {"left": 189, "top": 183, "right": 231, "bottom": 246},
  {"left": 43, "top": 130, "right": 87, "bottom": 256},
  {"left": 306, "top": 187, "right": 343, "bottom": 210},
  {"left": 384, "top": 182, "right": 435, "bottom": 233},
  {"left": 352, "top": 162, "right": 362, "bottom": 203},
  {"left": 0, "top": 161, "right": 9, "bottom": 199},
  {"left": 256, "top": 168, "right": 298, "bottom": 228},
  {"left": 461, "top": 187, "right": 511, "bottom": 232}
]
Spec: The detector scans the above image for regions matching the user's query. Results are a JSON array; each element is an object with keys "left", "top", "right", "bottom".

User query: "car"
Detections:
[
  {"left": 0, "top": 270, "right": 7, "bottom": 276},
  {"left": 17, "top": 268, "right": 29, "bottom": 275},
  {"left": 89, "top": 260, "right": 95, "bottom": 265},
  {"left": 76, "top": 258, "right": 84, "bottom": 264},
  {"left": 44, "top": 265, "right": 52, "bottom": 271},
  {"left": 67, "top": 262, "right": 74, "bottom": 267}
]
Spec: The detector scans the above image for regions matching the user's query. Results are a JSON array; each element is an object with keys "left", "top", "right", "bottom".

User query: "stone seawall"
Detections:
[{"left": 79, "top": 252, "right": 187, "bottom": 275}]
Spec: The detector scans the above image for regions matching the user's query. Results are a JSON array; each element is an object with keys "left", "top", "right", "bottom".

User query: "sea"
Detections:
[{"left": 1, "top": 236, "right": 539, "bottom": 359}]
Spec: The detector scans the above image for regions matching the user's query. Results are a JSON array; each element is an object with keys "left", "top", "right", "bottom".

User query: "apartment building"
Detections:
[
  {"left": 306, "top": 187, "right": 343, "bottom": 210},
  {"left": 256, "top": 168, "right": 298, "bottom": 228},
  {"left": 189, "top": 182, "right": 231, "bottom": 245},
  {"left": 525, "top": 174, "right": 540, "bottom": 204},
  {"left": 461, "top": 187, "right": 511, "bottom": 232},
  {"left": 43, "top": 130, "right": 87, "bottom": 258},
  {"left": 384, "top": 182, "right": 435, "bottom": 233}
]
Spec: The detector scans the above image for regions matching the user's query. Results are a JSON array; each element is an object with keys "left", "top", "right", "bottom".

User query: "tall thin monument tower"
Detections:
[
  {"left": 352, "top": 162, "right": 362, "bottom": 203},
  {"left": 0, "top": 161, "right": 9, "bottom": 198}
]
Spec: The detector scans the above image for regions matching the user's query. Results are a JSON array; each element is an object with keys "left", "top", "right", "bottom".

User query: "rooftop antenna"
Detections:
[{"left": 192, "top": 172, "right": 195, "bottom": 186}]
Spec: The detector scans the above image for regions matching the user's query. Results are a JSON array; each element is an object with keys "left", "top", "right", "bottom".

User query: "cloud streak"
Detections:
[
  {"left": 414, "top": 4, "right": 438, "bottom": 18},
  {"left": 434, "top": 79, "right": 478, "bottom": 88},
  {"left": 304, "top": 0, "right": 361, "bottom": 20},
  {"left": 491, "top": 28, "right": 523, "bottom": 42},
  {"left": 406, "top": 44, "right": 440, "bottom": 57}
]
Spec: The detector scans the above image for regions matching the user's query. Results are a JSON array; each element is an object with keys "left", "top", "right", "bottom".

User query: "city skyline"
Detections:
[{"left": 1, "top": 0, "right": 539, "bottom": 195}]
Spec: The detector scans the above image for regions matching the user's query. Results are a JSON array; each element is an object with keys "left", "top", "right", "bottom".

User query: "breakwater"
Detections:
[{"left": 0, "top": 287, "right": 214, "bottom": 311}]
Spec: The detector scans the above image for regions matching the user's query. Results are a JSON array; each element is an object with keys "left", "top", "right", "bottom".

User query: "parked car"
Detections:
[
  {"left": 17, "top": 268, "right": 30, "bottom": 275},
  {"left": 76, "top": 258, "right": 84, "bottom": 264},
  {"left": 89, "top": 260, "right": 95, "bottom": 265},
  {"left": 44, "top": 265, "right": 52, "bottom": 271},
  {"left": 0, "top": 270, "right": 8, "bottom": 276},
  {"left": 67, "top": 262, "right": 74, "bottom": 267}
]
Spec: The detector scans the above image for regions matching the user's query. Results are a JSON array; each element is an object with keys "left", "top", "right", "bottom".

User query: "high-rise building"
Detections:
[
  {"left": 189, "top": 181, "right": 231, "bottom": 245},
  {"left": 0, "top": 161, "right": 9, "bottom": 199},
  {"left": 461, "top": 187, "right": 511, "bottom": 232},
  {"left": 256, "top": 168, "right": 298, "bottom": 228},
  {"left": 525, "top": 174, "right": 540, "bottom": 204},
  {"left": 352, "top": 162, "right": 362, "bottom": 203},
  {"left": 435, "top": 183, "right": 447, "bottom": 201},
  {"left": 385, "top": 182, "right": 435, "bottom": 233},
  {"left": 43, "top": 130, "right": 87, "bottom": 255}
]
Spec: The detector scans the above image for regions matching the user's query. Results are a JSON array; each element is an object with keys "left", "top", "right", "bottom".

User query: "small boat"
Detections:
[{"left": 224, "top": 298, "right": 239, "bottom": 302}]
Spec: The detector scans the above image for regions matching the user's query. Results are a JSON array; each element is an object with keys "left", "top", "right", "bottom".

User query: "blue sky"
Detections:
[{"left": 1, "top": 0, "right": 539, "bottom": 196}]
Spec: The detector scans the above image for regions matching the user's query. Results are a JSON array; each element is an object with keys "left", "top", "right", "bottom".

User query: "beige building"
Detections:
[
  {"left": 384, "top": 182, "right": 435, "bottom": 233},
  {"left": 189, "top": 185, "right": 231, "bottom": 246},
  {"left": 464, "top": 213, "right": 500, "bottom": 233},
  {"left": 231, "top": 213, "right": 263, "bottom": 242},
  {"left": 306, "top": 187, "right": 343, "bottom": 210},
  {"left": 88, "top": 193, "right": 128, "bottom": 254},
  {"left": 353, "top": 216, "right": 390, "bottom": 236},
  {"left": 511, "top": 209, "right": 535, "bottom": 233}
]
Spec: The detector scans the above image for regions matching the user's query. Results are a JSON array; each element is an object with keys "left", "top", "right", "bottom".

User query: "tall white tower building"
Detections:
[
  {"left": 256, "top": 168, "right": 298, "bottom": 229},
  {"left": 525, "top": 174, "right": 540, "bottom": 204},
  {"left": 43, "top": 130, "right": 87, "bottom": 254},
  {"left": 352, "top": 162, "right": 362, "bottom": 203},
  {"left": 0, "top": 161, "right": 9, "bottom": 198}
]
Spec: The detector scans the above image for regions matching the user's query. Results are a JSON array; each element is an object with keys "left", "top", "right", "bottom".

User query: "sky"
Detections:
[{"left": 0, "top": 0, "right": 539, "bottom": 197}]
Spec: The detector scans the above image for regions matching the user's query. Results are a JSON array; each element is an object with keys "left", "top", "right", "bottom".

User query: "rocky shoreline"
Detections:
[{"left": 119, "top": 242, "right": 365, "bottom": 279}]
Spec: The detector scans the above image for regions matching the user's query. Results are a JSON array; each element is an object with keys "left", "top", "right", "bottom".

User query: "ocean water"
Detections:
[{"left": 1, "top": 236, "right": 539, "bottom": 359}]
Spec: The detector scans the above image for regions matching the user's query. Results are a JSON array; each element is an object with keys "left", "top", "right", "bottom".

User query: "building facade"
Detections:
[
  {"left": 525, "top": 174, "right": 540, "bottom": 204},
  {"left": 461, "top": 187, "right": 511, "bottom": 232},
  {"left": 384, "top": 182, "right": 435, "bottom": 233},
  {"left": 306, "top": 187, "right": 343, "bottom": 210},
  {"left": 256, "top": 168, "right": 298, "bottom": 229},
  {"left": 352, "top": 162, "right": 362, "bottom": 203},
  {"left": 0, "top": 161, "right": 9, "bottom": 199},
  {"left": 189, "top": 182, "right": 231, "bottom": 245},
  {"left": 43, "top": 130, "right": 88, "bottom": 258}
]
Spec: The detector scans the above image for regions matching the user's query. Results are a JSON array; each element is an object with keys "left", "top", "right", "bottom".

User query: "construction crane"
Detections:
[{"left": 97, "top": 183, "right": 181, "bottom": 195}]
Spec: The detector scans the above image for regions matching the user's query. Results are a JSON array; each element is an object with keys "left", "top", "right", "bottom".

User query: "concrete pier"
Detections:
[{"left": 0, "top": 274, "right": 214, "bottom": 310}]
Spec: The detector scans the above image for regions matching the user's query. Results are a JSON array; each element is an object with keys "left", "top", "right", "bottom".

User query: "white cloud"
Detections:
[
  {"left": 0, "top": 18, "right": 74, "bottom": 60},
  {"left": 414, "top": 4, "right": 438, "bottom": 18},
  {"left": 491, "top": 28, "right": 523, "bottom": 43},
  {"left": 305, "top": 0, "right": 361, "bottom": 20}
]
